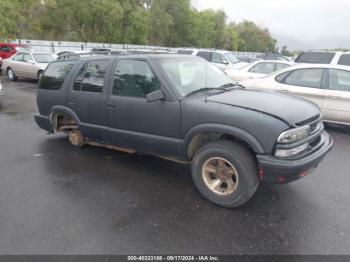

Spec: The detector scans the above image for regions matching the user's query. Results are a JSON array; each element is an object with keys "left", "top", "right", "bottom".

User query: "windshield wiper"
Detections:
[
  {"left": 184, "top": 83, "right": 244, "bottom": 98},
  {"left": 184, "top": 87, "right": 220, "bottom": 97},
  {"left": 216, "top": 82, "right": 244, "bottom": 90}
]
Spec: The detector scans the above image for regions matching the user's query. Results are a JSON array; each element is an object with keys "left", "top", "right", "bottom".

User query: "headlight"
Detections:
[
  {"left": 277, "top": 125, "right": 310, "bottom": 144},
  {"left": 275, "top": 143, "right": 309, "bottom": 158}
]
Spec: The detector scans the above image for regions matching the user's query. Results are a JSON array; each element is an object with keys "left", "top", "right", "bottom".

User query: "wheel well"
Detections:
[
  {"left": 186, "top": 132, "right": 256, "bottom": 159},
  {"left": 51, "top": 111, "right": 78, "bottom": 133}
]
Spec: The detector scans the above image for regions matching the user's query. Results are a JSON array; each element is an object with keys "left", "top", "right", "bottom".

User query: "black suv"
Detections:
[{"left": 35, "top": 54, "right": 333, "bottom": 208}]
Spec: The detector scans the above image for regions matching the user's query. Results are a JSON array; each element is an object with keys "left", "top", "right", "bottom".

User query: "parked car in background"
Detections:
[
  {"left": 0, "top": 43, "right": 31, "bottom": 60},
  {"left": 240, "top": 64, "right": 350, "bottom": 126},
  {"left": 295, "top": 51, "right": 350, "bottom": 66},
  {"left": 56, "top": 50, "right": 92, "bottom": 60},
  {"left": 34, "top": 54, "right": 332, "bottom": 208},
  {"left": 0, "top": 57, "right": 3, "bottom": 73},
  {"left": 225, "top": 60, "right": 293, "bottom": 81},
  {"left": 2, "top": 51, "right": 56, "bottom": 81},
  {"left": 177, "top": 48, "right": 239, "bottom": 71},
  {"left": 256, "top": 53, "right": 293, "bottom": 62}
]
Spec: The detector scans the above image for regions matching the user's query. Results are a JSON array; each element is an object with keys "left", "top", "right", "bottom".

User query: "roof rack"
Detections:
[{"left": 56, "top": 49, "right": 175, "bottom": 60}]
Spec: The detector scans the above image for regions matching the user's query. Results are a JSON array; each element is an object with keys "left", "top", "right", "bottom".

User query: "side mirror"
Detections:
[
  {"left": 146, "top": 90, "right": 164, "bottom": 102},
  {"left": 222, "top": 60, "right": 229, "bottom": 65}
]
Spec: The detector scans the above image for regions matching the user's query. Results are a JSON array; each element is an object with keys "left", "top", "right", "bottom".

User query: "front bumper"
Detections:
[{"left": 257, "top": 131, "right": 333, "bottom": 184}]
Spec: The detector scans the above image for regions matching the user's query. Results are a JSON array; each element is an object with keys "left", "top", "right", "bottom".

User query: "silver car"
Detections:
[
  {"left": 2, "top": 52, "right": 55, "bottom": 81},
  {"left": 240, "top": 64, "right": 350, "bottom": 126}
]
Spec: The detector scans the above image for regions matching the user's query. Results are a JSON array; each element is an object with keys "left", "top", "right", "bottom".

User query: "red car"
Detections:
[{"left": 0, "top": 43, "right": 31, "bottom": 59}]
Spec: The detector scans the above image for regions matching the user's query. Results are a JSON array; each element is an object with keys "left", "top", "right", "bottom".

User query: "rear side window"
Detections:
[
  {"left": 73, "top": 60, "right": 109, "bottom": 93},
  {"left": 177, "top": 49, "right": 194, "bottom": 55},
  {"left": 283, "top": 69, "right": 324, "bottom": 89},
  {"left": 249, "top": 62, "right": 275, "bottom": 74},
  {"left": 211, "top": 53, "right": 228, "bottom": 64},
  {"left": 329, "top": 69, "right": 350, "bottom": 92},
  {"left": 196, "top": 51, "right": 211, "bottom": 61},
  {"left": 338, "top": 54, "right": 350, "bottom": 66},
  {"left": 295, "top": 52, "right": 335, "bottom": 64},
  {"left": 39, "top": 61, "right": 77, "bottom": 90}
]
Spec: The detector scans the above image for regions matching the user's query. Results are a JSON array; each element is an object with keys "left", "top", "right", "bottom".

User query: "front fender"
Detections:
[{"left": 181, "top": 123, "right": 265, "bottom": 158}]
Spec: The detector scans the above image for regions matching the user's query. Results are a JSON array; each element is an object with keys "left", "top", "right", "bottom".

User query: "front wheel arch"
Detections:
[{"left": 182, "top": 124, "right": 265, "bottom": 159}]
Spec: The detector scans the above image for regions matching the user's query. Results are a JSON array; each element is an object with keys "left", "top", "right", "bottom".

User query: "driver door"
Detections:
[{"left": 106, "top": 58, "right": 181, "bottom": 157}]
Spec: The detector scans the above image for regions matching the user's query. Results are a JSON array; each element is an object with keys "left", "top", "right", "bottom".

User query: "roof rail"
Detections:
[{"left": 56, "top": 49, "right": 175, "bottom": 60}]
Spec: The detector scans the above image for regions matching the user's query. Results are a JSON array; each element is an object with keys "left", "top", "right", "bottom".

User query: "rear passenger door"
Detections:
[
  {"left": 276, "top": 68, "right": 327, "bottom": 109},
  {"left": 323, "top": 69, "right": 350, "bottom": 124},
  {"left": 67, "top": 59, "right": 112, "bottom": 142},
  {"left": 106, "top": 58, "right": 181, "bottom": 157}
]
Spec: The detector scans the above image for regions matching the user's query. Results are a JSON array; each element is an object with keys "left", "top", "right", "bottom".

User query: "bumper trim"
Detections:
[{"left": 257, "top": 131, "right": 333, "bottom": 183}]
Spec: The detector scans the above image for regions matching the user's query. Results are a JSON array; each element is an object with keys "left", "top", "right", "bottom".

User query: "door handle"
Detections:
[
  {"left": 68, "top": 102, "right": 76, "bottom": 106},
  {"left": 280, "top": 90, "right": 289, "bottom": 93}
]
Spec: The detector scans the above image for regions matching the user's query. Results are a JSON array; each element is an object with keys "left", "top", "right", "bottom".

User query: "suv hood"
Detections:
[{"left": 206, "top": 89, "right": 320, "bottom": 126}]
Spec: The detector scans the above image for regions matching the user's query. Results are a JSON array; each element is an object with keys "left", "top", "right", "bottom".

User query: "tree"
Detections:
[
  {"left": 149, "top": 0, "right": 192, "bottom": 47},
  {"left": 236, "top": 21, "right": 276, "bottom": 52},
  {"left": 39, "top": 0, "right": 123, "bottom": 42}
]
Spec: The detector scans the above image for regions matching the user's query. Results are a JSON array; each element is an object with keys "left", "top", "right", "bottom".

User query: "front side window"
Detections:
[
  {"left": 33, "top": 53, "right": 55, "bottom": 63},
  {"left": 22, "top": 53, "right": 33, "bottom": 62},
  {"left": 159, "top": 58, "right": 233, "bottom": 96},
  {"left": 329, "top": 69, "right": 350, "bottom": 92},
  {"left": 249, "top": 62, "right": 275, "bottom": 74},
  {"left": 275, "top": 63, "right": 290, "bottom": 71},
  {"left": 211, "top": 53, "right": 227, "bottom": 64},
  {"left": 39, "top": 61, "right": 77, "bottom": 90},
  {"left": 74, "top": 60, "right": 108, "bottom": 93},
  {"left": 283, "top": 68, "right": 324, "bottom": 89},
  {"left": 12, "top": 53, "right": 24, "bottom": 61},
  {"left": 113, "top": 60, "right": 160, "bottom": 97}
]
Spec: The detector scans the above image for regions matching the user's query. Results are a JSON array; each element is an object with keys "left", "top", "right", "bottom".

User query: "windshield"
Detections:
[
  {"left": 159, "top": 58, "right": 235, "bottom": 96},
  {"left": 225, "top": 53, "right": 239, "bottom": 64},
  {"left": 33, "top": 53, "right": 55, "bottom": 63}
]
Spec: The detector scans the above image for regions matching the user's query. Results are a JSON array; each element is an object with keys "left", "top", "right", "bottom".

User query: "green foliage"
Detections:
[{"left": 0, "top": 0, "right": 277, "bottom": 52}]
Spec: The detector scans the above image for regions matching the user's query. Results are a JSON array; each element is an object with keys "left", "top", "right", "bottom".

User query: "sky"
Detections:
[{"left": 191, "top": 0, "right": 350, "bottom": 50}]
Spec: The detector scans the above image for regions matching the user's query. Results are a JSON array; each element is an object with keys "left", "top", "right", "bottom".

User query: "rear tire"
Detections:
[
  {"left": 7, "top": 68, "right": 17, "bottom": 81},
  {"left": 191, "top": 140, "right": 259, "bottom": 208},
  {"left": 68, "top": 130, "right": 85, "bottom": 148}
]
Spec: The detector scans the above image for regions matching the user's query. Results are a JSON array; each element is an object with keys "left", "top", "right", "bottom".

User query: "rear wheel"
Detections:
[
  {"left": 7, "top": 68, "right": 17, "bottom": 81},
  {"left": 68, "top": 129, "right": 85, "bottom": 148},
  {"left": 191, "top": 140, "right": 259, "bottom": 208}
]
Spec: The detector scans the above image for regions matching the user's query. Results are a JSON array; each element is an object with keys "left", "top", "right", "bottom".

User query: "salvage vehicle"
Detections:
[
  {"left": 3, "top": 51, "right": 56, "bottom": 81},
  {"left": 240, "top": 63, "right": 350, "bottom": 126},
  {"left": 35, "top": 54, "right": 333, "bottom": 208},
  {"left": 225, "top": 60, "right": 293, "bottom": 81}
]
